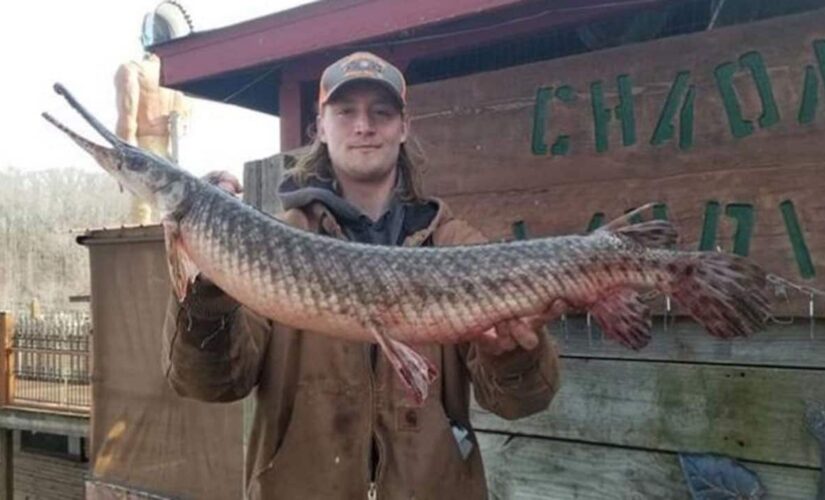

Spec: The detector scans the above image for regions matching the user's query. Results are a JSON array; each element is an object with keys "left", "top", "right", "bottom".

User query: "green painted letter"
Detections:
[
  {"left": 724, "top": 203, "right": 755, "bottom": 256},
  {"left": 591, "top": 75, "right": 636, "bottom": 153},
  {"left": 715, "top": 62, "right": 754, "bottom": 138},
  {"left": 779, "top": 200, "right": 815, "bottom": 278}
]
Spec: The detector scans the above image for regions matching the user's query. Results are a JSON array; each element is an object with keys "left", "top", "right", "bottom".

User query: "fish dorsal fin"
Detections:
[
  {"left": 599, "top": 203, "right": 659, "bottom": 231},
  {"left": 613, "top": 220, "right": 678, "bottom": 249},
  {"left": 596, "top": 204, "right": 678, "bottom": 249}
]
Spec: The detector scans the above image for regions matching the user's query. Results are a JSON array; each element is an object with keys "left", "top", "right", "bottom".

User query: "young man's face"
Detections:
[{"left": 318, "top": 81, "right": 408, "bottom": 185}]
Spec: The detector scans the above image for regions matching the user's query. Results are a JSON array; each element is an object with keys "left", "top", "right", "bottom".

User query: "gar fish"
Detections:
[{"left": 43, "top": 83, "right": 771, "bottom": 404}]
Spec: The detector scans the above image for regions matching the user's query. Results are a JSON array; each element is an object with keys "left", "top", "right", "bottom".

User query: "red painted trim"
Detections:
[
  {"left": 277, "top": 0, "right": 657, "bottom": 84},
  {"left": 157, "top": 0, "right": 535, "bottom": 86}
]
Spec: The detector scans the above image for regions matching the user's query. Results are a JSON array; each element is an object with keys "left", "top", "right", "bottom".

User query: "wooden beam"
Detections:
[
  {"left": 550, "top": 318, "right": 825, "bottom": 368},
  {"left": 0, "top": 408, "right": 88, "bottom": 438},
  {"left": 157, "top": 0, "right": 663, "bottom": 87},
  {"left": 477, "top": 433, "right": 818, "bottom": 499},
  {"left": 0, "top": 313, "right": 11, "bottom": 407},
  {"left": 472, "top": 358, "right": 825, "bottom": 468},
  {"left": 157, "top": 0, "right": 532, "bottom": 85},
  {"left": 0, "top": 429, "right": 12, "bottom": 500},
  {"left": 279, "top": 81, "right": 303, "bottom": 151}
]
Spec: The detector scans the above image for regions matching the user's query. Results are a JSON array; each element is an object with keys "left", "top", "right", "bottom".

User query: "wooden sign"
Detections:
[{"left": 409, "top": 9, "right": 825, "bottom": 316}]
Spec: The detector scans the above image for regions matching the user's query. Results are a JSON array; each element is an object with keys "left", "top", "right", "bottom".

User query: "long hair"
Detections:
[{"left": 290, "top": 130, "right": 427, "bottom": 202}]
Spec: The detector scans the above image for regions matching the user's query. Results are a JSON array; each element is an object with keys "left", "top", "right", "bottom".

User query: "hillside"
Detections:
[{"left": 0, "top": 167, "right": 131, "bottom": 311}]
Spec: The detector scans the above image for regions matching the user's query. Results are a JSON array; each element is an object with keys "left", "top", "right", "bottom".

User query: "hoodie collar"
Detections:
[{"left": 278, "top": 173, "right": 440, "bottom": 246}]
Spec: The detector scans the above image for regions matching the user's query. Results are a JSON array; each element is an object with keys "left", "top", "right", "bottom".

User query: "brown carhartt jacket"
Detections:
[{"left": 162, "top": 199, "right": 561, "bottom": 499}]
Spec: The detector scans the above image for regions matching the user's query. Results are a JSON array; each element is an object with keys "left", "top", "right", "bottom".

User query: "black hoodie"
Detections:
[{"left": 277, "top": 174, "right": 438, "bottom": 246}]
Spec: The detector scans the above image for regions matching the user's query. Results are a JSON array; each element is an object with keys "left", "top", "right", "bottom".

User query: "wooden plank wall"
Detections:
[
  {"left": 406, "top": 10, "right": 825, "bottom": 498},
  {"left": 243, "top": 147, "right": 308, "bottom": 216},
  {"left": 472, "top": 320, "right": 825, "bottom": 498},
  {"left": 248, "top": 9, "right": 825, "bottom": 498},
  {"left": 408, "top": 9, "right": 825, "bottom": 317}
]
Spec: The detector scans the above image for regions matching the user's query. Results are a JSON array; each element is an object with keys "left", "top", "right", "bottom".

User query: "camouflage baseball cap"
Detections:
[{"left": 318, "top": 52, "right": 407, "bottom": 109}]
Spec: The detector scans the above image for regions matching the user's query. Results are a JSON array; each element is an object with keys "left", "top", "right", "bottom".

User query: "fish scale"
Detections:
[{"left": 43, "top": 82, "right": 771, "bottom": 404}]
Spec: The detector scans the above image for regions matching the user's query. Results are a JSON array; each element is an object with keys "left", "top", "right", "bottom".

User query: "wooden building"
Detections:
[{"left": 81, "top": 0, "right": 825, "bottom": 497}]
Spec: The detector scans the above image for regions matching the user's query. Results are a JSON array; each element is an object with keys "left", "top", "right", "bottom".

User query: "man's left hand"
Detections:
[{"left": 475, "top": 317, "right": 545, "bottom": 356}]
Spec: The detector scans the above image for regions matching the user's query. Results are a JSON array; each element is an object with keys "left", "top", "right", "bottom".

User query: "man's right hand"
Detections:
[{"left": 203, "top": 170, "right": 243, "bottom": 197}]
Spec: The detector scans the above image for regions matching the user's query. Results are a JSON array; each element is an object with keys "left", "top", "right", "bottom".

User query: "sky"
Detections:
[{"left": 0, "top": 0, "right": 317, "bottom": 180}]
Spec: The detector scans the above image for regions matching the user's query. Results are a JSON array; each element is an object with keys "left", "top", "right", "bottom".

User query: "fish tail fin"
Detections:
[{"left": 668, "top": 252, "right": 770, "bottom": 339}]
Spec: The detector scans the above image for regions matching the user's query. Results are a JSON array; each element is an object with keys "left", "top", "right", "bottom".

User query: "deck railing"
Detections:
[{"left": 0, "top": 311, "right": 91, "bottom": 413}]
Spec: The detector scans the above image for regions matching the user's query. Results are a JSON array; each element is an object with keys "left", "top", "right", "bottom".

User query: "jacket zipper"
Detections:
[{"left": 367, "top": 344, "right": 383, "bottom": 499}]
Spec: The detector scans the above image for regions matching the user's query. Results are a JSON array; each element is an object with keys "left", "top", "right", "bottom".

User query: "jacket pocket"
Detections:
[{"left": 248, "top": 388, "right": 304, "bottom": 486}]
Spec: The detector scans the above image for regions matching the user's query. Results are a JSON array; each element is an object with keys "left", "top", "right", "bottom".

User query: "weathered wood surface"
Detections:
[
  {"left": 472, "top": 358, "right": 825, "bottom": 468},
  {"left": 243, "top": 147, "right": 309, "bottom": 216},
  {"left": 14, "top": 448, "right": 87, "bottom": 500},
  {"left": 243, "top": 155, "right": 285, "bottom": 216},
  {"left": 551, "top": 317, "right": 825, "bottom": 368},
  {"left": 407, "top": 9, "right": 825, "bottom": 313},
  {"left": 476, "top": 433, "right": 818, "bottom": 500},
  {"left": 81, "top": 227, "right": 243, "bottom": 500}
]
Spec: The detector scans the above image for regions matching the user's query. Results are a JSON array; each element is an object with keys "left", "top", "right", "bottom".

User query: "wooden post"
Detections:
[
  {"left": 279, "top": 80, "right": 303, "bottom": 152},
  {"left": 0, "top": 428, "right": 12, "bottom": 500},
  {"left": 0, "top": 313, "right": 12, "bottom": 407},
  {"left": 0, "top": 313, "right": 10, "bottom": 499},
  {"left": 243, "top": 149, "right": 308, "bottom": 217},
  {"left": 260, "top": 155, "right": 285, "bottom": 217}
]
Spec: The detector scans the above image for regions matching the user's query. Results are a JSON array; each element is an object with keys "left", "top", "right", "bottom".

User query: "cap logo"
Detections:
[{"left": 342, "top": 57, "right": 384, "bottom": 76}]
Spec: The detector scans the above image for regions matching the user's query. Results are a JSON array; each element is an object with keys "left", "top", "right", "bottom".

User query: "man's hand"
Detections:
[
  {"left": 475, "top": 299, "right": 568, "bottom": 355},
  {"left": 203, "top": 170, "right": 243, "bottom": 198},
  {"left": 475, "top": 317, "right": 543, "bottom": 356}
]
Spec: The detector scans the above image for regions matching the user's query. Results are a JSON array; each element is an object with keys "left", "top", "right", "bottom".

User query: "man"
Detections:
[
  {"left": 115, "top": 1, "right": 193, "bottom": 224},
  {"left": 163, "top": 52, "right": 560, "bottom": 499}
]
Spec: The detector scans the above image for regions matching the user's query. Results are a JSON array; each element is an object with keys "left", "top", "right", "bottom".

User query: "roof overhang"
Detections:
[{"left": 153, "top": 0, "right": 667, "bottom": 115}]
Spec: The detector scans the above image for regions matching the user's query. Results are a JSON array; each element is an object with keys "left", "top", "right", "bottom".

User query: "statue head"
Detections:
[{"left": 141, "top": 1, "right": 194, "bottom": 50}]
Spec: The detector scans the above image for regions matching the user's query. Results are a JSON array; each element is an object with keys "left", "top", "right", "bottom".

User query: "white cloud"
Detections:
[{"left": 1, "top": 0, "right": 317, "bottom": 180}]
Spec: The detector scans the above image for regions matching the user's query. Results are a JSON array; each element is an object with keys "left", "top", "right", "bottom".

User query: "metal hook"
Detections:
[
  {"left": 561, "top": 313, "right": 568, "bottom": 342},
  {"left": 586, "top": 313, "right": 593, "bottom": 348},
  {"left": 810, "top": 292, "right": 816, "bottom": 340}
]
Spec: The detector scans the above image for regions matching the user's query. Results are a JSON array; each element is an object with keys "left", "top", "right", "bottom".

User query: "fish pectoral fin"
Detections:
[
  {"left": 368, "top": 324, "right": 438, "bottom": 406},
  {"left": 162, "top": 219, "right": 200, "bottom": 302},
  {"left": 589, "top": 288, "right": 652, "bottom": 350}
]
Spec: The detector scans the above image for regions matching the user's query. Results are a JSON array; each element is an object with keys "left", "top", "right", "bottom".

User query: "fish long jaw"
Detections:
[
  {"left": 43, "top": 83, "right": 198, "bottom": 217},
  {"left": 41, "top": 112, "right": 123, "bottom": 176}
]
